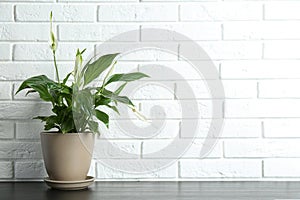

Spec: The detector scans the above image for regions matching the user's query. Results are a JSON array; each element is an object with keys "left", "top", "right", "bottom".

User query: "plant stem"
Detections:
[
  {"left": 127, "top": 105, "right": 148, "bottom": 122},
  {"left": 53, "top": 51, "right": 60, "bottom": 83}
]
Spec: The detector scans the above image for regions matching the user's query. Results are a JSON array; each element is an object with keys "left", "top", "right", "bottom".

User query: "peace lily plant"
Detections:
[
  {"left": 15, "top": 12, "right": 149, "bottom": 189},
  {"left": 16, "top": 12, "right": 148, "bottom": 133}
]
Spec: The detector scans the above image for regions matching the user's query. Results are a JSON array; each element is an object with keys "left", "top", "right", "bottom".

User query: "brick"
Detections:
[
  {"left": 60, "top": 0, "right": 136, "bottom": 2},
  {"left": 224, "top": 139, "right": 300, "bottom": 158},
  {"left": 0, "top": 121, "right": 14, "bottom": 139},
  {"left": 221, "top": 60, "right": 300, "bottom": 79},
  {"left": 176, "top": 80, "right": 256, "bottom": 99},
  {"left": 0, "top": 44, "right": 10, "bottom": 60},
  {"left": 111, "top": 62, "right": 139, "bottom": 74},
  {"left": 265, "top": 2, "right": 300, "bottom": 20},
  {"left": 180, "top": 159, "right": 262, "bottom": 178},
  {"left": 142, "top": 0, "right": 216, "bottom": 1},
  {"left": 95, "top": 42, "right": 179, "bottom": 61},
  {"left": 13, "top": 44, "right": 52, "bottom": 61},
  {"left": 97, "top": 160, "right": 177, "bottom": 179},
  {"left": 225, "top": 99, "right": 300, "bottom": 118},
  {"left": 141, "top": 23, "right": 222, "bottom": 41},
  {"left": 0, "top": 102, "right": 51, "bottom": 120},
  {"left": 130, "top": 81, "right": 174, "bottom": 100},
  {"left": 15, "top": 161, "right": 46, "bottom": 178},
  {"left": 180, "top": 3, "right": 262, "bottom": 21},
  {"left": 259, "top": 80, "right": 300, "bottom": 98},
  {"left": 264, "top": 159, "right": 300, "bottom": 177},
  {"left": 16, "top": 4, "right": 95, "bottom": 22},
  {"left": 13, "top": 43, "right": 94, "bottom": 61},
  {"left": 224, "top": 22, "right": 300, "bottom": 40},
  {"left": 138, "top": 61, "right": 220, "bottom": 80},
  {"left": 181, "top": 119, "right": 261, "bottom": 138},
  {"left": 0, "top": 142, "right": 42, "bottom": 159},
  {"left": 120, "top": 48, "right": 178, "bottom": 61},
  {"left": 264, "top": 41, "right": 300, "bottom": 59},
  {"left": 179, "top": 41, "right": 262, "bottom": 60},
  {"left": 142, "top": 139, "right": 222, "bottom": 158},
  {"left": 0, "top": 162, "right": 13, "bottom": 178},
  {"left": 59, "top": 24, "right": 138, "bottom": 42},
  {"left": 0, "top": 62, "right": 54, "bottom": 81},
  {"left": 0, "top": 24, "right": 48, "bottom": 41},
  {"left": 0, "top": 4, "right": 13, "bottom": 22},
  {"left": 1, "top": 0, "right": 50, "bottom": 1},
  {"left": 98, "top": 4, "right": 178, "bottom": 22},
  {"left": 94, "top": 140, "right": 141, "bottom": 159},
  {"left": 134, "top": 100, "right": 222, "bottom": 119},
  {"left": 264, "top": 119, "right": 300, "bottom": 138},
  {"left": 16, "top": 121, "right": 44, "bottom": 139},
  {"left": 221, "top": 119, "right": 261, "bottom": 138},
  {"left": 0, "top": 82, "right": 12, "bottom": 100},
  {"left": 100, "top": 119, "right": 180, "bottom": 139}
]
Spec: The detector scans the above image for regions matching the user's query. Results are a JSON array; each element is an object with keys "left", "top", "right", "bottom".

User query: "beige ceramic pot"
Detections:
[{"left": 40, "top": 132, "right": 95, "bottom": 181}]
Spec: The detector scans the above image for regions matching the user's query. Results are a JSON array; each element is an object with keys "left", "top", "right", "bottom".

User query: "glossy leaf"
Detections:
[
  {"left": 114, "top": 83, "right": 127, "bottom": 95},
  {"left": 102, "top": 89, "right": 134, "bottom": 106},
  {"left": 95, "top": 109, "right": 109, "bottom": 128},
  {"left": 87, "top": 120, "right": 99, "bottom": 133},
  {"left": 63, "top": 72, "right": 72, "bottom": 85},
  {"left": 16, "top": 75, "right": 58, "bottom": 102},
  {"left": 83, "top": 53, "right": 119, "bottom": 86},
  {"left": 105, "top": 72, "right": 149, "bottom": 86}
]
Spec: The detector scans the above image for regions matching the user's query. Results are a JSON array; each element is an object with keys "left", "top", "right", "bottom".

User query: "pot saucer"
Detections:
[{"left": 44, "top": 176, "right": 95, "bottom": 190}]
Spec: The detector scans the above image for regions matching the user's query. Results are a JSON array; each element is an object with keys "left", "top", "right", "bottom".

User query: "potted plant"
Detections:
[{"left": 15, "top": 12, "right": 149, "bottom": 190}]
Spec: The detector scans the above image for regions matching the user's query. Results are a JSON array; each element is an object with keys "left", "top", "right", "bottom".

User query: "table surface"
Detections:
[{"left": 1, "top": 181, "right": 300, "bottom": 200}]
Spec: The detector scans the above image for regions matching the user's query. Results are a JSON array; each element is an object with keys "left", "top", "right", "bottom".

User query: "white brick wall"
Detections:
[
  {"left": 98, "top": 4, "right": 178, "bottom": 22},
  {"left": 180, "top": 3, "right": 262, "bottom": 21},
  {"left": 180, "top": 159, "right": 262, "bottom": 178},
  {"left": 265, "top": 2, "right": 300, "bottom": 20},
  {"left": 0, "top": 4, "right": 13, "bottom": 22},
  {"left": 0, "top": 24, "right": 49, "bottom": 41},
  {"left": 0, "top": 0, "right": 300, "bottom": 181},
  {"left": 15, "top": 161, "right": 46, "bottom": 179},
  {"left": 16, "top": 4, "right": 96, "bottom": 22}
]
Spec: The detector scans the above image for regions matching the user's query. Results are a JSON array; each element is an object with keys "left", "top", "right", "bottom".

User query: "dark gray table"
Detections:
[{"left": 1, "top": 181, "right": 300, "bottom": 200}]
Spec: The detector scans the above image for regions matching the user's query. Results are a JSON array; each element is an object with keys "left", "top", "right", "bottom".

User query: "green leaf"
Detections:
[
  {"left": 43, "top": 115, "right": 58, "bottom": 131},
  {"left": 105, "top": 72, "right": 149, "bottom": 86},
  {"left": 33, "top": 116, "right": 47, "bottom": 121},
  {"left": 83, "top": 53, "right": 119, "bottom": 86},
  {"left": 106, "top": 105, "right": 120, "bottom": 115},
  {"left": 25, "top": 90, "right": 37, "bottom": 96},
  {"left": 63, "top": 72, "right": 72, "bottom": 85},
  {"left": 102, "top": 89, "right": 134, "bottom": 106},
  {"left": 16, "top": 75, "right": 55, "bottom": 94},
  {"left": 60, "top": 117, "right": 75, "bottom": 134},
  {"left": 34, "top": 115, "right": 61, "bottom": 132},
  {"left": 95, "top": 109, "right": 109, "bottom": 128},
  {"left": 95, "top": 95, "right": 111, "bottom": 108},
  {"left": 81, "top": 48, "right": 86, "bottom": 54},
  {"left": 15, "top": 75, "right": 61, "bottom": 102},
  {"left": 114, "top": 83, "right": 127, "bottom": 95},
  {"left": 87, "top": 120, "right": 99, "bottom": 133},
  {"left": 73, "top": 88, "right": 95, "bottom": 117},
  {"left": 94, "top": 95, "right": 119, "bottom": 114}
]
